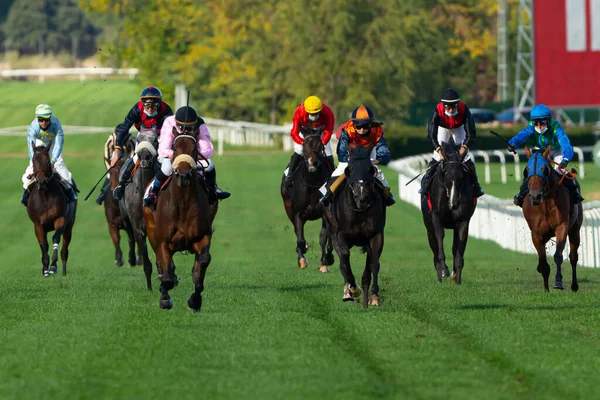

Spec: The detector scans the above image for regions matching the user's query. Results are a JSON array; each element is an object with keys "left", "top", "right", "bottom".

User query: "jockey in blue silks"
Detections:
[
  {"left": 507, "top": 104, "right": 584, "bottom": 207},
  {"left": 21, "top": 104, "right": 78, "bottom": 206}
]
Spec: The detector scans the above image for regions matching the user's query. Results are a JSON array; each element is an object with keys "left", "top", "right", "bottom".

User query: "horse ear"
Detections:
[
  {"left": 543, "top": 145, "right": 551, "bottom": 159},
  {"left": 524, "top": 146, "right": 532, "bottom": 158}
]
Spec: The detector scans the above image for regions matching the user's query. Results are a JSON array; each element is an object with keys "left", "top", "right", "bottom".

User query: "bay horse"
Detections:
[
  {"left": 280, "top": 125, "right": 334, "bottom": 272},
  {"left": 522, "top": 146, "right": 583, "bottom": 291},
  {"left": 120, "top": 128, "right": 158, "bottom": 290},
  {"left": 324, "top": 146, "right": 386, "bottom": 307},
  {"left": 420, "top": 139, "right": 477, "bottom": 285},
  {"left": 143, "top": 127, "right": 215, "bottom": 311},
  {"left": 102, "top": 156, "right": 138, "bottom": 267},
  {"left": 26, "top": 143, "right": 77, "bottom": 276}
]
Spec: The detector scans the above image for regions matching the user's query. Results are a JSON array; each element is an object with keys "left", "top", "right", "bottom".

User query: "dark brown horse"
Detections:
[
  {"left": 26, "top": 143, "right": 77, "bottom": 276},
  {"left": 421, "top": 139, "right": 477, "bottom": 285},
  {"left": 324, "top": 146, "right": 386, "bottom": 307},
  {"left": 102, "top": 156, "right": 138, "bottom": 267},
  {"left": 281, "top": 125, "right": 334, "bottom": 272},
  {"left": 144, "top": 128, "right": 216, "bottom": 311},
  {"left": 522, "top": 146, "right": 583, "bottom": 291}
]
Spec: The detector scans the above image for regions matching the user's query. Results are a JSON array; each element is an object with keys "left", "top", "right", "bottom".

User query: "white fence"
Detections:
[
  {"left": 0, "top": 68, "right": 139, "bottom": 82},
  {"left": 389, "top": 153, "right": 600, "bottom": 268}
]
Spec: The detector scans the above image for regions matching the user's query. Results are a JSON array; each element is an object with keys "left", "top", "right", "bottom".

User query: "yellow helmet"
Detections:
[{"left": 304, "top": 96, "right": 322, "bottom": 114}]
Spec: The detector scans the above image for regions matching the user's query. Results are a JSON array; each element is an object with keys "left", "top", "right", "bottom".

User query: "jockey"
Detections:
[
  {"left": 319, "top": 105, "right": 396, "bottom": 207},
  {"left": 284, "top": 95, "right": 335, "bottom": 186},
  {"left": 419, "top": 88, "right": 484, "bottom": 197},
  {"left": 94, "top": 129, "right": 136, "bottom": 205},
  {"left": 508, "top": 104, "right": 584, "bottom": 206},
  {"left": 142, "top": 106, "right": 231, "bottom": 207},
  {"left": 110, "top": 86, "right": 173, "bottom": 200},
  {"left": 21, "top": 104, "right": 78, "bottom": 206}
]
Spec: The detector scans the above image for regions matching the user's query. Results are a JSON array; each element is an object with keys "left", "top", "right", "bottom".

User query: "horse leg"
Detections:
[
  {"left": 188, "top": 235, "right": 212, "bottom": 312},
  {"left": 452, "top": 221, "right": 470, "bottom": 285},
  {"left": 428, "top": 216, "right": 449, "bottom": 283},
  {"left": 123, "top": 218, "right": 137, "bottom": 266},
  {"left": 318, "top": 220, "right": 333, "bottom": 273},
  {"left": 568, "top": 224, "right": 581, "bottom": 292},
  {"left": 108, "top": 222, "right": 124, "bottom": 267},
  {"left": 60, "top": 221, "right": 74, "bottom": 277},
  {"left": 552, "top": 225, "right": 568, "bottom": 290},
  {"left": 135, "top": 231, "right": 153, "bottom": 291},
  {"left": 531, "top": 233, "right": 550, "bottom": 291},
  {"left": 365, "top": 233, "right": 383, "bottom": 307},
  {"left": 50, "top": 216, "right": 66, "bottom": 275},
  {"left": 34, "top": 223, "right": 50, "bottom": 277},
  {"left": 293, "top": 215, "right": 309, "bottom": 269},
  {"left": 156, "top": 243, "right": 174, "bottom": 310},
  {"left": 336, "top": 240, "right": 360, "bottom": 301}
]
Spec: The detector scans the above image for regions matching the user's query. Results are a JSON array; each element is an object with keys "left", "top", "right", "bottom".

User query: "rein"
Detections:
[{"left": 547, "top": 158, "right": 577, "bottom": 184}]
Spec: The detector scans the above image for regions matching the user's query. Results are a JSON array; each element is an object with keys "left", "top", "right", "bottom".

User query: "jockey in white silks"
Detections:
[
  {"left": 142, "top": 106, "right": 231, "bottom": 207},
  {"left": 21, "top": 104, "right": 77, "bottom": 206}
]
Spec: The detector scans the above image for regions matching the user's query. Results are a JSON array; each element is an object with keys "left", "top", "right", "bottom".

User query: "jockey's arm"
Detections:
[
  {"left": 427, "top": 109, "right": 441, "bottom": 149},
  {"left": 463, "top": 106, "right": 476, "bottom": 146},
  {"left": 337, "top": 131, "right": 351, "bottom": 163},
  {"left": 290, "top": 109, "right": 304, "bottom": 145},
  {"left": 508, "top": 124, "right": 535, "bottom": 149},
  {"left": 50, "top": 119, "right": 65, "bottom": 163},
  {"left": 26, "top": 121, "right": 37, "bottom": 160},
  {"left": 554, "top": 122, "right": 575, "bottom": 161},
  {"left": 197, "top": 124, "right": 214, "bottom": 160},
  {"left": 374, "top": 136, "right": 391, "bottom": 165},
  {"left": 320, "top": 106, "right": 335, "bottom": 144},
  {"left": 115, "top": 104, "right": 140, "bottom": 149}
]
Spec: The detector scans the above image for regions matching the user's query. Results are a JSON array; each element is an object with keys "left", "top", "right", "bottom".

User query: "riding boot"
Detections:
[
  {"left": 570, "top": 178, "right": 585, "bottom": 204},
  {"left": 284, "top": 153, "right": 303, "bottom": 186},
  {"left": 204, "top": 168, "right": 230, "bottom": 200},
  {"left": 380, "top": 187, "right": 396, "bottom": 206},
  {"left": 95, "top": 178, "right": 111, "bottom": 205},
  {"left": 67, "top": 187, "right": 77, "bottom": 203},
  {"left": 319, "top": 174, "right": 346, "bottom": 205},
  {"left": 513, "top": 175, "right": 529, "bottom": 207},
  {"left": 326, "top": 155, "right": 335, "bottom": 174},
  {"left": 418, "top": 160, "right": 438, "bottom": 195},
  {"left": 143, "top": 169, "right": 169, "bottom": 207},
  {"left": 466, "top": 159, "right": 485, "bottom": 197},
  {"left": 113, "top": 157, "right": 135, "bottom": 200},
  {"left": 20, "top": 188, "right": 30, "bottom": 207}
]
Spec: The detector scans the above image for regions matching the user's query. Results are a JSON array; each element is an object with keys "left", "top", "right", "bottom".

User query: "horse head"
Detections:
[
  {"left": 344, "top": 146, "right": 376, "bottom": 211},
  {"left": 524, "top": 146, "right": 552, "bottom": 206},
  {"left": 300, "top": 125, "right": 325, "bottom": 173},
  {"left": 136, "top": 128, "right": 159, "bottom": 169},
  {"left": 31, "top": 141, "right": 54, "bottom": 190},
  {"left": 172, "top": 126, "right": 198, "bottom": 188},
  {"left": 436, "top": 138, "right": 470, "bottom": 210}
]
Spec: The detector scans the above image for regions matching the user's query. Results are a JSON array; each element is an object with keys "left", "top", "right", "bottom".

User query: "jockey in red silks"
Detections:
[
  {"left": 109, "top": 86, "right": 173, "bottom": 202},
  {"left": 419, "top": 88, "right": 484, "bottom": 197},
  {"left": 142, "top": 106, "right": 231, "bottom": 207},
  {"left": 283, "top": 95, "right": 336, "bottom": 186}
]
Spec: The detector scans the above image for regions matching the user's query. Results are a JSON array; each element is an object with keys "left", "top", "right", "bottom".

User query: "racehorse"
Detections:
[
  {"left": 102, "top": 156, "right": 138, "bottom": 267},
  {"left": 143, "top": 127, "right": 215, "bottom": 311},
  {"left": 281, "top": 125, "right": 334, "bottom": 272},
  {"left": 120, "top": 128, "right": 158, "bottom": 290},
  {"left": 522, "top": 146, "right": 583, "bottom": 291},
  {"left": 420, "top": 138, "right": 477, "bottom": 285},
  {"left": 26, "top": 143, "right": 77, "bottom": 276},
  {"left": 324, "top": 146, "right": 386, "bottom": 307}
]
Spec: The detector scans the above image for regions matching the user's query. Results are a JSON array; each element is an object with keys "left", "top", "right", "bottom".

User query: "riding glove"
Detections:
[{"left": 559, "top": 159, "right": 569, "bottom": 169}]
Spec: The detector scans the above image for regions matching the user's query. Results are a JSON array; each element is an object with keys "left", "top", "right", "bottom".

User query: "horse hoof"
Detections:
[
  {"left": 173, "top": 275, "right": 179, "bottom": 286},
  {"left": 43, "top": 271, "right": 50, "bottom": 277},
  {"left": 349, "top": 286, "right": 361, "bottom": 298},
  {"left": 451, "top": 271, "right": 457, "bottom": 282},
  {"left": 159, "top": 299, "right": 173, "bottom": 310},
  {"left": 116, "top": 259, "right": 124, "bottom": 267},
  {"left": 553, "top": 281, "right": 565, "bottom": 290},
  {"left": 442, "top": 267, "right": 451, "bottom": 278},
  {"left": 342, "top": 296, "right": 355, "bottom": 302},
  {"left": 319, "top": 265, "right": 329, "bottom": 273},
  {"left": 369, "top": 294, "right": 381, "bottom": 307},
  {"left": 48, "top": 266, "right": 57, "bottom": 274},
  {"left": 298, "top": 258, "right": 308, "bottom": 269},
  {"left": 128, "top": 258, "right": 137, "bottom": 266},
  {"left": 191, "top": 308, "right": 202, "bottom": 314},
  {"left": 571, "top": 283, "right": 579, "bottom": 292}
]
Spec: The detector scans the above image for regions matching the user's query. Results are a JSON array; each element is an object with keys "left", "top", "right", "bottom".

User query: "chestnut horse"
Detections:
[
  {"left": 144, "top": 128, "right": 216, "bottom": 311},
  {"left": 102, "top": 156, "right": 138, "bottom": 267},
  {"left": 522, "top": 146, "right": 583, "bottom": 291},
  {"left": 281, "top": 125, "right": 334, "bottom": 272},
  {"left": 26, "top": 143, "right": 77, "bottom": 276}
]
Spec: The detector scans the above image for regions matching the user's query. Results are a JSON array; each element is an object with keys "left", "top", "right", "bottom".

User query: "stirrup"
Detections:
[{"left": 216, "top": 189, "right": 230, "bottom": 200}]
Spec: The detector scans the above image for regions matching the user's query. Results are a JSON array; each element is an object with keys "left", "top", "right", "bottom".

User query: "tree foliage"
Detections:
[{"left": 79, "top": 0, "right": 505, "bottom": 125}]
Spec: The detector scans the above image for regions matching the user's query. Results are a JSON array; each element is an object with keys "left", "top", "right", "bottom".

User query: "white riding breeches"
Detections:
[
  {"left": 432, "top": 126, "right": 472, "bottom": 162},
  {"left": 23, "top": 156, "right": 72, "bottom": 189},
  {"left": 319, "top": 160, "right": 389, "bottom": 195},
  {"left": 160, "top": 157, "right": 214, "bottom": 176},
  {"left": 548, "top": 150, "right": 565, "bottom": 172}
]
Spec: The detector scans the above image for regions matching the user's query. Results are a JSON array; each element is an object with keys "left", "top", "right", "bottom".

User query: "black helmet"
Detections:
[
  {"left": 140, "top": 86, "right": 163, "bottom": 104},
  {"left": 175, "top": 106, "right": 198, "bottom": 131},
  {"left": 441, "top": 88, "right": 460, "bottom": 105}
]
